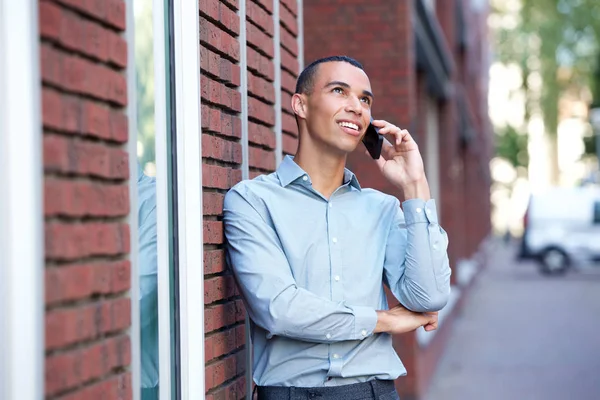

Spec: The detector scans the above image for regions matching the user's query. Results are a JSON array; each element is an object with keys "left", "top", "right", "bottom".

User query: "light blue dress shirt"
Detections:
[
  {"left": 138, "top": 166, "right": 159, "bottom": 398},
  {"left": 223, "top": 155, "right": 452, "bottom": 387}
]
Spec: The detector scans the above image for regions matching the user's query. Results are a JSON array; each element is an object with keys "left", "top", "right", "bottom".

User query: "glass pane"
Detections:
[{"left": 134, "top": 0, "right": 159, "bottom": 399}]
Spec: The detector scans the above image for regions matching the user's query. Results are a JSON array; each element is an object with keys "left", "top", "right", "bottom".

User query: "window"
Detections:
[{"left": 593, "top": 201, "right": 600, "bottom": 224}]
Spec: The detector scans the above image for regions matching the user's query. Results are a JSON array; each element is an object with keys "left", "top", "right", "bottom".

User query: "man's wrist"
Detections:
[
  {"left": 374, "top": 310, "right": 389, "bottom": 333},
  {"left": 400, "top": 178, "right": 430, "bottom": 200}
]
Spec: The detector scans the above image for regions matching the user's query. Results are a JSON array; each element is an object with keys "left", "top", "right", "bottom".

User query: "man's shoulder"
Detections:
[
  {"left": 359, "top": 187, "right": 400, "bottom": 208},
  {"left": 225, "top": 172, "right": 281, "bottom": 205}
]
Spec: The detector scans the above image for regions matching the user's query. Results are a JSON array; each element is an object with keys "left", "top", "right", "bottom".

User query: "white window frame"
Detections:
[
  {"left": 0, "top": 1, "right": 44, "bottom": 399},
  {"left": 172, "top": 0, "right": 205, "bottom": 398},
  {"left": 129, "top": 0, "right": 204, "bottom": 398}
]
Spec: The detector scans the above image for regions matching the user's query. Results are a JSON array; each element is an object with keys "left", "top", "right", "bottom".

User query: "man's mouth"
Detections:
[{"left": 338, "top": 121, "right": 360, "bottom": 131}]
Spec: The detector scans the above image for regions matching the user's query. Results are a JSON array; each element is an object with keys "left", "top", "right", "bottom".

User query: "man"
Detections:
[
  {"left": 138, "top": 164, "right": 159, "bottom": 399},
  {"left": 224, "top": 56, "right": 451, "bottom": 400}
]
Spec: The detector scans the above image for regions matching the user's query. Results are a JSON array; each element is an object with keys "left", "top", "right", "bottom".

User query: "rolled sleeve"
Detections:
[{"left": 383, "top": 198, "right": 451, "bottom": 312}]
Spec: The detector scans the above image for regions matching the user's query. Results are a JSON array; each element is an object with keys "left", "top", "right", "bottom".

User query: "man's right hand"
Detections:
[{"left": 373, "top": 304, "right": 438, "bottom": 334}]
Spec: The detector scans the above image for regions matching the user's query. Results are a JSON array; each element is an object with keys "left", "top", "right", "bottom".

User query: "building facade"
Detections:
[{"left": 0, "top": 0, "right": 490, "bottom": 399}]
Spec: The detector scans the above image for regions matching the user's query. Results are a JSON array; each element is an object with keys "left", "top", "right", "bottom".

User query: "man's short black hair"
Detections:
[{"left": 295, "top": 56, "right": 364, "bottom": 95}]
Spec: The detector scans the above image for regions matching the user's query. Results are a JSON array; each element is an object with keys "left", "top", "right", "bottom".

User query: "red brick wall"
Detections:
[
  {"left": 200, "top": 0, "right": 300, "bottom": 397},
  {"left": 39, "top": 0, "right": 132, "bottom": 398}
]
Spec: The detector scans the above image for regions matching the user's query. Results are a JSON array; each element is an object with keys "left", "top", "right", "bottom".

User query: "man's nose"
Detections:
[{"left": 345, "top": 95, "right": 362, "bottom": 115}]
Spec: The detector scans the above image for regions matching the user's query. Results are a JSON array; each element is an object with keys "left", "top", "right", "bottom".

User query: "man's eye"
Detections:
[
  {"left": 361, "top": 97, "right": 371, "bottom": 105},
  {"left": 333, "top": 87, "right": 344, "bottom": 94}
]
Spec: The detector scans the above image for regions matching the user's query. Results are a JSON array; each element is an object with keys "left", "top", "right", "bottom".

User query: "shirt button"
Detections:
[
  {"left": 303, "top": 175, "right": 308, "bottom": 181},
  {"left": 332, "top": 237, "right": 338, "bottom": 244},
  {"left": 334, "top": 275, "right": 340, "bottom": 281},
  {"left": 329, "top": 203, "right": 333, "bottom": 208},
  {"left": 332, "top": 353, "right": 340, "bottom": 359},
  {"left": 326, "top": 333, "right": 331, "bottom": 339},
  {"left": 361, "top": 329, "right": 368, "bottom": 336},
  {"left": 416, "top": 208, "right": 423, "bottom": 213}
]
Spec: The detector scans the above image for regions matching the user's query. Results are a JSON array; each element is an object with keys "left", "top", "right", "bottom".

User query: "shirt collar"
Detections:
[{"left": 276, "top": 155, "right": 362, "bottom": 191}]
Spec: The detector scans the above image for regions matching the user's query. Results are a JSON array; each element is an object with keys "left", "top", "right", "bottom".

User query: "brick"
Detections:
[
  {"left": 219, "top": 113, "right": 242, "bottom": 139},
  {"left": 282, "top": 110, "right": 298, "bottom": 136},
  {"left": 207, "top": 372, "right": 246, "bottom": 399},
  {"left": 43, "top": 135, "right": 129, "bottom": 179},
  {"left": 107, "top": 0, "right": 126, "bottom": 30},
  {"left": 45, "top": 297, "right": 131, "bottom": 350},
  {"left": 282, "top": 131, "right": 298, "bottom": 155},
  {"left": 45, "top": 334, "right": 130, "bottom": 396},
  {"left": 281, "top": 46, "right": 299, "bottom": 76},
  {"left": 247, "top": 22, "right": 274, "bottom": 58},
  {"left": 248, "top": 97, "right": 275, "bottom": 126},
  {"left": 247, "top": 46, "right": 275, "bottom": 81},
  {"left": 201, "top": 155, "right": 240, "bottom": 187},
  {"left": 280, "top": 25, "right": 298, "bottom": 56},
  {"left": 42, "top": 87, "right": 64, "bottom": 130},
  {"left": 205, "top": 352, "right": 238, "bottom": 388},
  {"left": 220, "top": 57, "right": 241, "bottom": 87},
  {"left": 281, "top": 66, "right": 297, "bottom": 94},
  {"left": 202, "top": 134, "right": 243, "bottom": 164},
  {"left": 248, "top": 73, "right": 275, "bottom": 103},
  {"left": 45, "top": 261, "right": 131, "bottom": 305},
  {"left": 203, "top": 192, "right": 225, "bottom": 216},
  {"left": 204, "top": 300, "right": 245, "bottom": 333},
  {"left": 219, "top": 2, "right": 240, "bottom": 36},
  {"left": 200, "top": 17, "right": 240, "bottom": 62},
  {"left": 249, "top": 146, "right": 276, "bottom": 171},
  {"left": 248, "top": 121, "right": 276, "bottom": 149},
  {"left": 107, "top": 30, "right": 127, "bottom": 67},
  {"left": 200, "top": 45, "right": 222, "bottom": 78},
  {"left": 39, "top": 1, "right": 62, "bottom": 40},
  {"left": 204, "top": 326, "right": 245, "bottom": 363},
  {"left": 45, "top": 179, "right": 129, "bottom": 217},
  {"left": 279, "top": 2, "right": 298, "bottom": 35},
  {"left": 253, "top": 0, "right": 273, "bottom": 14},
  {"left": 280, "top": 0, "right": 297, "bottom": 16},
  {"left": 204, "top": 275, "right": 236, "bottom": 304},
  {"left": 204, "top": 249, "right": 226, "bottom": 275},
  {"left": 45, "top": 222, "right": 130, "bottom": 261},
  {"left": 204, "top": 221, "right": 224, "bottom": 245},
  {"left": 59, "top": 372, "right": 131, "bottom": 400},
  {"left": 41, "top": 43, "right": 64, "bottom": 87},
  {"left": 247, "top": 0, "right": 274, "bottom": 37},
  {"left": 200, "top": 0, "right": 220, "bottom": 21}
]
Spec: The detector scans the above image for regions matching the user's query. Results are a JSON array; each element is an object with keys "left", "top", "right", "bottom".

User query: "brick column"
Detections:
[
  {"left": 200, "top": 0, "right": 301, "bottom": 397},
  {"left": 40, "top": 0, "right": 132, "bottom": 398}
]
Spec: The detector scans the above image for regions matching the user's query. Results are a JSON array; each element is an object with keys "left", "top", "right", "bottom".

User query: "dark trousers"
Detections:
[{"left": 257, "top": 379, "right": 400, "bottom": 400}]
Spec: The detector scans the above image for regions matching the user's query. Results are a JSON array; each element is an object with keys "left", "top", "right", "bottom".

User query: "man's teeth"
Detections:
[{"left": 339, "top": 122, "right": 359, "bottom": 130}]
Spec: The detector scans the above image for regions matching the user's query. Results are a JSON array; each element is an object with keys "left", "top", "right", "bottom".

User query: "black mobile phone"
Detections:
[{"left": 362, "top": 117, "right": 383, "bottom": 159}]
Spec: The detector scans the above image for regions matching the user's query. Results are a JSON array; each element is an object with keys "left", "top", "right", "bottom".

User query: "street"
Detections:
[{"left": 425, "top": 241, "right": 600, "bottom": 400}]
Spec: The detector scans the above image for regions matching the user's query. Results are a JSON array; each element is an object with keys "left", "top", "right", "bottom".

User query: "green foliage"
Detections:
[
  {"left": 135, "top": 1, "right": 156, "bottom": 171},
  {"left": 495, "top": 125, "right": 529, "bottom": 168}
]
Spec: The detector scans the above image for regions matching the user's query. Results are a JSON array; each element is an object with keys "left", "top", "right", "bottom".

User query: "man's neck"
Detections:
[{"left": 294, "top": 144, "right": 347, "bottom": 199}]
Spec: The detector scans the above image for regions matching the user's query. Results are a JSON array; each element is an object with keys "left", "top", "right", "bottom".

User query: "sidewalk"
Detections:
[{"left": 425, "top": 241, "right": 600, "bottom": 400}]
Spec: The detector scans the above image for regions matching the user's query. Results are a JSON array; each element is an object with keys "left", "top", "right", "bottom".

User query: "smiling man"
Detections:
[{"left": 223, "top": 56, "right": 451, "bottom": 400}]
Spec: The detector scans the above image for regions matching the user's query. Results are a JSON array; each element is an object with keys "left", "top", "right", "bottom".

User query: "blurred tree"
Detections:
[
  {"left": 491, "top": 0, "right": 600, "bottom": 181},
  {"left": 495, "top": 124, "right": 529, "bottom": 169},
  {"left": 135, "top": 1, "right": 156, "bottom": 173}
]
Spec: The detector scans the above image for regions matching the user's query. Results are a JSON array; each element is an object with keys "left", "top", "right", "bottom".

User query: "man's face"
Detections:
[{"left": 301, "top": 62, "right": 373, "bottom": 155}]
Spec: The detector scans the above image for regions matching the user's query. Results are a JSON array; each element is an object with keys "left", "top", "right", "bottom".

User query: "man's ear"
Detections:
[{"left": 291, "top": 93, "right": 307, "bottom": 119}]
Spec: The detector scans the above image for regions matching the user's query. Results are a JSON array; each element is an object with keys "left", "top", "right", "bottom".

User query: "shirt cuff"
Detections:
[
  {"left": 402, "top": 199, "right": 439, "bottom": 225},
  {"left": 352, "top": 305, "right": 378, "bottom": 340}
]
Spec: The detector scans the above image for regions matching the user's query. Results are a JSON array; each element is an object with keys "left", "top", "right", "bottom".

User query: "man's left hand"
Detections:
[{"left": 369, "top": 120, "right": 431, "bottom": 200}]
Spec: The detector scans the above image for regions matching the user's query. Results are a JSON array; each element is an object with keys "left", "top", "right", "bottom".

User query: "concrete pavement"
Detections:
[{"left": 425, "top": 240, "right": 600, "bottom": 400}]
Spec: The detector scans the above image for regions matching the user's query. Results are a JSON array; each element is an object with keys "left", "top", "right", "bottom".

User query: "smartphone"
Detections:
[{"left": 362, "top": 117, "right": 383, "bottom": 159}]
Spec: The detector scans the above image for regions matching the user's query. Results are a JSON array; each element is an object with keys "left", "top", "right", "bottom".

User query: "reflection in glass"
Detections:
[{"left": 135, "top": 0, "right": 159, "bottom": 399}]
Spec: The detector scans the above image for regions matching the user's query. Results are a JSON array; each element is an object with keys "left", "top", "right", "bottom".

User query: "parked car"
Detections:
[{"left": 519, "top": 186, "right": 600, "bottom": 275}]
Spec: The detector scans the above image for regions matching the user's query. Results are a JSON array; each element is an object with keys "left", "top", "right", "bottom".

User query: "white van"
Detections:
[{"left": 519, "top": 186, "right": 600, "bottom": 274}]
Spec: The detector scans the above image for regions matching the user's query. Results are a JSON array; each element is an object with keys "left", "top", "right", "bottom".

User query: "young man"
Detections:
[{"left": 223, "top": 56, "right": 451, "bottom": 400}]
